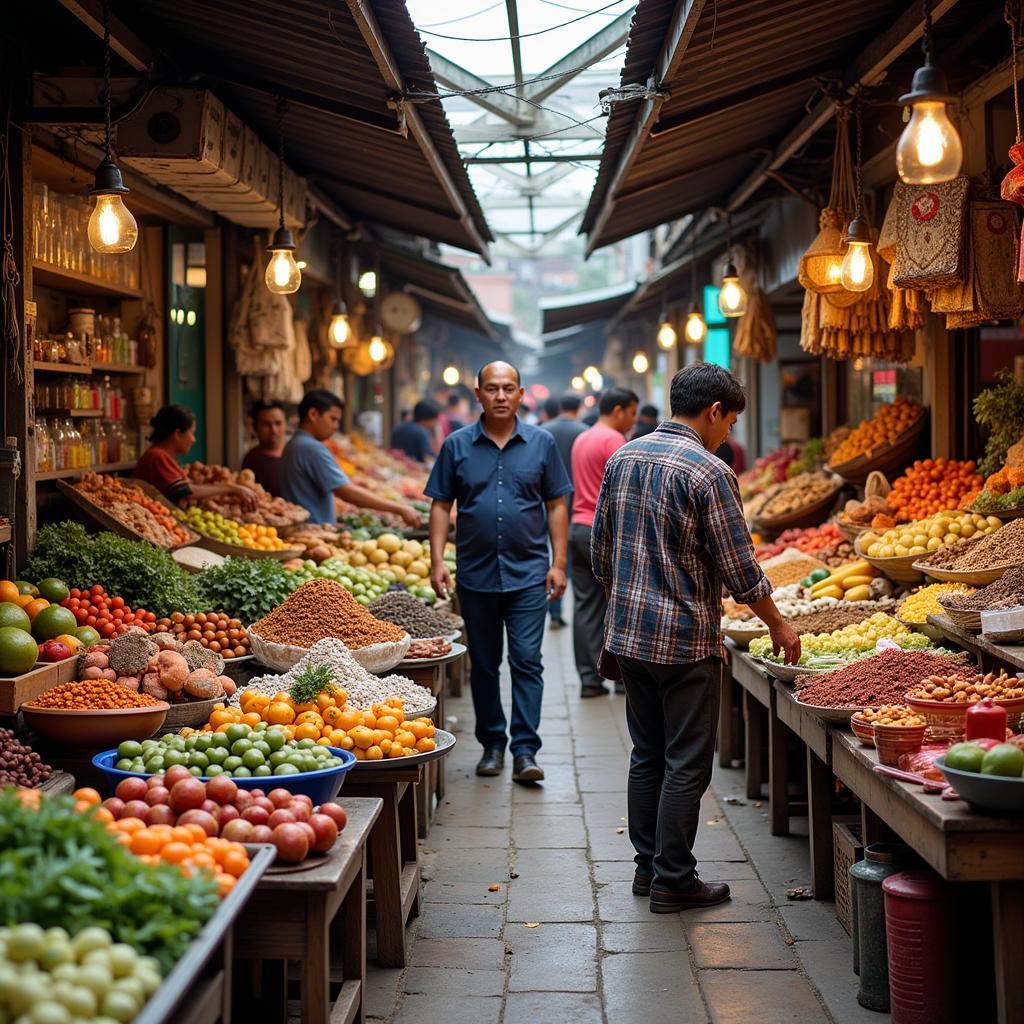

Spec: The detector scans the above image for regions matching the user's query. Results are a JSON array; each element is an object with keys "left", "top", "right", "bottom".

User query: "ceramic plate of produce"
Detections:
[
  {"left": 401, "top": 641, "right": 467, "bottom": 667},
  {"left": 934, "top": 747, "right": 1024, "bottom": 816},
  {"left": 723, "top": 625, "right": 769, "bottom": 648},
  {"left": 350, "top": 727, "right": 456, "bottom": 770},
  {"left": 755, "top": 659, "right": 840, "bottom": 684},
  {"left": 791, "top": 697, "right": 869, "bottom": 724}
]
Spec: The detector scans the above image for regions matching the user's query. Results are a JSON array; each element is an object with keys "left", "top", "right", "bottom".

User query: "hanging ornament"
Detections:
[
  {"left": 840, "top": 98, "right": 876, "bottom": 294},
  {"left": 265, "top": 98, "right": 301, "bottom": 294}
]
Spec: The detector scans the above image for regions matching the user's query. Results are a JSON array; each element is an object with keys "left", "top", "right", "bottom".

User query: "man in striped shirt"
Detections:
[{"left": 592, "top": 363, "right": 800, "bottom": 914}]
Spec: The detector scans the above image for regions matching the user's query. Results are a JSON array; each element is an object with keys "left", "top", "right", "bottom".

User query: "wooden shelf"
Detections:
[
  {"left": 99, "top": 363, "right": 146, "bottom": 375},
  {"left": 35, "top": 460, "right": 136, "bottom": 482},
  {"left": 33, "top": 361, "right": 92, "bottom": 374},
  {"left": 70, "top": 409, "right": 103, "bottom": 417},
  {"left": 32, "top": 260, "right": 142, "bottom": 300}
]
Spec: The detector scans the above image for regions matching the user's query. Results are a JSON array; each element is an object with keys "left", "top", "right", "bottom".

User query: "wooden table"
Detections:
[
  {"left": 928, "top": 614, "right": 1024, "bottom": 673},
  {"left": 343, "top": 765, "right": 423, "bottom": 967},
  {"left": 234, "top": 798, "right": 382, "bottom": 1024},
  {"left": 729, "top": 648, "right": 772, "bottom": 800}
]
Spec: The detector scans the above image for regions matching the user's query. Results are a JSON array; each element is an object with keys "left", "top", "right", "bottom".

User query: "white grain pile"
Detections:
[{"left": 236, "top": 638, "right": 434, "bottom": 713}]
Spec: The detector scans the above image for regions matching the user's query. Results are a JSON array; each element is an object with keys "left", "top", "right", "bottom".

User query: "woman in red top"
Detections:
[{"left": 135, "top": 405, "right": 257, "bottom": 508}]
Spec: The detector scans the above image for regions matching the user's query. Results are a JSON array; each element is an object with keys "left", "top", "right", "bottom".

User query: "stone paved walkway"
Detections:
[{"left": 365, "top": 623, "right": 884, "bottom": 1023}]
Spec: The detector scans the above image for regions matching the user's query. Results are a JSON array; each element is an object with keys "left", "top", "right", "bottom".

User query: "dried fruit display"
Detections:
[
  {"left": 887, "top": 459, "right": 983, "bottom": 521},
  {"left": 183, "top": 462, "right": 309, "bottom": 527},
  {"left": 75, "top": 474, "right": 193, "bottom": 547},
  {"left": 829, "top": 398, "right": 924, "bottom": 466}
]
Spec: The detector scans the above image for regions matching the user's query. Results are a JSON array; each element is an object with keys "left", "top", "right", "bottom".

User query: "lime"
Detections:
[
  {"left": 269, "top": 750, "right": 289, "bottom": 767},
  {"left": 75, "top": 625, "right": 101, "bottom": 646},
  {"left": 117, "top": 740, "right": 143, "bottom": 760},
  {"left": 253, "top": 741, "right": 271, "bottom": 757},
  {"left": 230, "top": 738, "right": 253, "bottom": 756},
  {"left": 116, "top": 759, "right": 133, "bottom": 771},
  {"left": 273, "top": 762, "right": 300, "bottom": 775},
  {"left": 188, "top": 766, "right": 203, "bottom": 777},
  {"left": 225, "top": 723, "right": 251, "bottom": 744},
  {"left": 13, "top": 581, "right": 38, "bottom": 597},
  {"left": 206, "top": 746, "right": 229, "bottom": 765},
  {"left": 209, "top": 732, "right": 230, "bottom": 749},
  {"left": 0, "top": 602, "right": 31, "bottom": 632},
  {"left": 223, "top": 756, "right": 242, "bottom": 772},
  {"left": 194, "top": 733, "right": 213, "bottom": 752},
  {"left": 206, "top": 764, "right": 224, "bottom": 777},
  {"left": 163, "top": 750, "right": 186, "bottom": 767},
  {"left": 31, "top": 605, "right": 78, "bottom": 642},
  {"left": 945, "top": 742, "right": 986, "bottom": 773},
  {"left": 253, "top": 765, "right": 272, "bottom": 777},
  {"left": 37, "top": 578, "right": 70, "bottom": 603},
  {"left": 233, "top": 766, "right": 252, "bottom": 778},
  {"left": 264, "top": 729, "right": 286, "bottom": 751},
  {"left": 242, "top": 749, "right": 265, "bottom": 769},
  {"left": 297, "top": 738, "right": 315, "bottom": 750},
  {"left": 189, "top": 752, "right": 209, "bottom": 771},
  {"left": 980, "top": 743, "right": 1024, "bottom": 778},
  {"left": 144, "top": 757, "right": 164, "bottom": 773}
]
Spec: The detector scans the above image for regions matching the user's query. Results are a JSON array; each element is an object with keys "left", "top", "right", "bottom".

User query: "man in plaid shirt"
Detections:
[{"left": 592, "top": 363, "right": 800, "bottom": 913}]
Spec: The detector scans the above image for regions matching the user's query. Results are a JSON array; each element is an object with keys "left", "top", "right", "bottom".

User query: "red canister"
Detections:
[
  {"left": 965, "top": 697, "right": 1007, "bottom": 742},
  {"left": 882, "top": 870, "right": 956, "bottom": 1024}
]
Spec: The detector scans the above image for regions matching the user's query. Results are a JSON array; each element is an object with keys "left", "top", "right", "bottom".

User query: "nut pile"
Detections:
[
  {"left": 854, "top": 705, "right": 927, "bottom": 727},
  {"left": 916, "top": 519, "right": 1023, "bottom": 571},
  {"left": 760, "top": 552, "right": 829, "bottom": 588},
  {"left": 797, "top": 649, "right": 970, "bottom": 708},
  {"left": 154, "top": 611, "right": 251, "bottom": 657},
  {"left": 0, "top": 728, "right": 52, "bottom": 787},
  {"left": 369, "top": 591, "right": 456, "bottom": 638},
  {"left": 252, "top": 579, "right": 406, "bottom": 649},
  {"left": 758, "top": 473, "right": 838, "bottom": 518},
  {"left": 897, "top": 583, "right": 974, "bottom": 624},
  {"left": 406, "top": 637, "right": 452, "bottom": 660},
  {"left": 941, "top": 564, "right": 1024, "bottom": 610},
  {"left": 27, "top": 679, "right": 166, "bottom": 709},
  {"left": 907, "top": 671, "right": 1024, "bottom": 703}
]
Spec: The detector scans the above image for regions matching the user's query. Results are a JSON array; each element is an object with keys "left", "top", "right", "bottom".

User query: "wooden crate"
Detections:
[
  {"left": 0, "top": 657, "right": 76, "bottom": 716},
  {"left": 833, "top": 816, "right": 864, "bottom": 935}
]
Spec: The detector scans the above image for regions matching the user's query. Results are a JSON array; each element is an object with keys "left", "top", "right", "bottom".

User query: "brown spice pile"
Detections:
[
  {"left": 252, "top": 579, "right": 406, "bottom": 649},
  {"left": 797, "top": 649, "right": 970, "bottom": 708},
  {"left": 28, "top": 680, "right": 164, "bottom": 710},
  {"left": 941, "top": 563, "right": 1024, "bottom": 611},
  {"left": 785, "top": 606, "right": 878, "bottom": 635},
  {"left": 917, "top": 520, "right": 1024, "bottom": 571}
]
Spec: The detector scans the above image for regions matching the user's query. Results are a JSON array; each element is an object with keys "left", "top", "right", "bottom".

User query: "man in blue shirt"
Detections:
[
  {"left": 390, "top": 399, "right": 440, "bottom": 463},
  {"left": 426, "top": 361, "right": 571, "bottom": 783},
  {"left": 280, "top": 389, "right": 422, "bottom": 528}
]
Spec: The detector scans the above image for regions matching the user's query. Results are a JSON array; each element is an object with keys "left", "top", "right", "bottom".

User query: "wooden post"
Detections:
[
  {"left": 742, "top": 689, "right": 763, "bottom": 800},
  {"left": 768, "top": 686, "right": 789, "bottom": 836},
  {"left": 807, "top": 748, "right": 834, "bottom": 900},
  {"left": 203, "top": 227, "right": 224, "bottom": 465}
]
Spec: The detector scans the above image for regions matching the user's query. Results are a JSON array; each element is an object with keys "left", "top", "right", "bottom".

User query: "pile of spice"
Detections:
[
  {"left": 369, "top": 591, "right": 457, "bottom": 638},
  {"left": 240, "top": 638, "right": 434, "bottom": 714},
  {"left": 27, "top": 680, "right": 165, "bottom": 710},
  {"left": 785, "top": 605, "right": 882, "bottom": 635},
  {"left": 941, "top": 564, "right": 1024, "bottom": 611},
  {"left": 0, "top": 728, "right": 52, "bottom": 788},
  {"left": 251, "top": 579, "right": 407, "bottom": 649},
  {"left": 759, "top": 551, "right": 829, "bottom": 588},
  {"left": 897, "top": 583, "right": 974, "bottom": 624},
  {"left": 797, "top": 649, "right": 970, "bottom": 708},
  {"left": 916, "top": 519, "right": 1024, "bottom": 572}
]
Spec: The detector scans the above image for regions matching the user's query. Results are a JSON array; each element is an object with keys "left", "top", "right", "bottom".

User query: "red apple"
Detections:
[
  {"left": 220, "top": 818, "right": 255, "bottom": 843},
  {"left": 146, "top": 774, "right": 166, "bottom": 790},
  {"left": 163, "top": 765, "right": 192, "bottom": 788},
  {"left": 168, "top": 778, "right": 206, "bottom": 813},
  {"left": 121, "top": 800, "right": 150, "bottom": 820},
  {"left": 291, "top": 793, "right": 313, "bottom": 808},
  {"left": 177, "top": 808, "right": 218, "bottom": 837},
  {"left": 205, "top": 775, "right": 238, "bottom": 806},
  {"left": 216, "top": 805, "right": 240, "bottom": 828},
  {"left": 316, "top": 803, "right": 347, "bottom": 831},
  {"left": 267, "top": 808, "right": 296, "bottom": 829},
  {"left": 102, "top": 797, "right": 125, "bottom": 820},
  {"left": 144, "top": 786, "right": 170, "bottom": 807},
  {"left": 234, "top": 790, "right": 254, "bottom": 810},
  {"left": 308, "top": 813, "right": 339, "bottom": 853},
  {"left": 115, "top": 777, "right": 148, "bottom": 803},
  {"left": 250, "top": 788, "right": 265, "bottom": 799},
  {"left": 268, "top": 788, "right": 293, "bottom": 809},
  {"left": 254, "top": 796, "right": 275, "bottom": 813},
  {"left": 200, "top": 799, "right": 220, "bottom": 816},
  {"left": 288, "top": 800, "right": 311, "bottom": 823},
  {"left": 271, "top": 823, "right": 309, "bottom": 863},
  {"left": 241, "top": 805, "right": 270, "bottom": 827},
  {"left": 249, "top": 824, "right": 274, "bottom": 844},
  {"left": 145, "top": 804, "right": 176, "bottom": 826}
]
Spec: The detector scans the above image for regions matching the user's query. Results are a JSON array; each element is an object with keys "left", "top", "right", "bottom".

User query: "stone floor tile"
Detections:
[
  {"left": 595, "top": 879, "right": 652, "bottom": 923},
  {"left": 418, "top": 903, "right": 504, "bottom": 939},
  {"left": 778, "top": 903, "right": 853, "bottom": 943},
  {"left": 505, "top": 923, "right": 598, "bottom": 992},
  {"left": 364, "top": 965, "right": 403, "bottom": 1020},
  {"left": 503, "top": 992, "right": 604, "bottom": 1024},
  {"left": 592, "top": 860, "right": 637, "bottom": 884},
  {"left": 601, "top": 952, "right": 708, "bottom": 1023},
  {"left": 677, "top": 878, "right": 775, "bottom": 924},
  {"left": 601, "top": 918, "right": 688, "bottom": 952},
  {"left": 701, "top": 969, "right": 829, "bottom": 1024},
  {"left": 698, "top": 860, "right": 759, "bottom": 881},
  {"left": 507, "top": 848, "right": 594, "bottom": 922},
  {"left": 576, "top": 770, "right": 628, "bottom": 793},
  {"left": 428, "top": 825, "right": 511, "bottom": 849},
  {"left": 510, "top": 802, "right": 582, "bottom": 817},
  {"left": 512, "top": 813, "right": 587, "bottom": 848},
  {"left": 410, "top": 937, "right": 508, "bottom": 971},
  {"left": 391, "top": 994, "right": 503, "bottom": 1024},
  {"left": 793, "top": 938, "right": 883, "bottom": 1024},
  {"left": 688, "top": 921, "right": 798, "bottom": 970},
  {"left": 433, "top": 800, "right": 512, "bottom": 829},
  {"left": 420, "top": 848, "right": 510, "bottom": 884},
  {"left": 402, "top": 967, "right": 506, "bottom": 997},
  {"left": 421, "top": 881, "right": 508, "bottom": 905}
]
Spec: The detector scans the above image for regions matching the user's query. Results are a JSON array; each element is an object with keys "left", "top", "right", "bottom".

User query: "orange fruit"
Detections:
[
  {"left": 339, "top": 735, "right": 355, "bottom": 751},
  {"left": 23, "top": 598, "right": 50, "bottom": 621},
  {"left": 271, "top": 692, "right": 293, "bottom": 706},
  {"left": 409, "top": 721, "right": 430, "bottom": 740},
  {"left": 295, "top": 711, "right": 324, "bottom": 728},
  {"left": 294, "top": 700, "right": 320, "bottom": 716},
  {"left": 209, "top": 709, "right": 238, "bottom": 729},
  {"left": 266, "top": 702, "right": 295, "bottom": 725},
  {"left": 316, "top": 736, "right": 334, "bottom": 746},
  {"left": 241, "top": 712, "right": 264, "bottom": 728},
  {"left": 241, "top": 692, "right": 270, "bottom": 714},
  {"left": 349, "top": 725, "right": 374, "bottom": 750},
  {"left": 130, "top": 829, "right": 163, "bottom": 856},
  {"left": 184, "top": 823, "right": 208, "bottom": 843},
  {"left": 161, "top": 842, "right": 192, "bottom": 864},
  {"left": 376, "top": 715, "right": 399, "bottom": 735},
  {"left": 316, "top": 692, "right": 337, "bottom": 711},
  {"left": 337, "top": 709, "right": 361, "bottom": 731},
  {"left": 223, "top": 849, "right": 249, "bottom": 878},
  {"left": 93, "top": 806, "right": 114, "bottom": 824},
  {"left": 216, "top": 873, "right": 236, "bottom": 898},
  {"left": 366, "top": 745, "right": 383, "bottom": 760},
  {"left": 0, "top": 581, "right": 20, "bottom": 604},
  {"left": 73, "top": 787, "right": 101, "bottom": 806},
  {"left": 322, "top": 706, "right": 345, "bottom": 727},
  {"left": 294, "top": 723, "right": 321, "bottom": 742},
  {"left": 415, "top": 737, "right": 436, "bottom": 753},
  {"left": 14, "top": 594, "right": 34, "bottom": 608}
]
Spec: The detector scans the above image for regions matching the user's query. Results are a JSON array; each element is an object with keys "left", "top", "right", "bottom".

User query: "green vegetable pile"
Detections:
[
  {"left": 196, "top": 556, "right": 296, "bottom": 623},
  {"left": 22, "top": 523, "right": 200, "bottom": 618},
  {"left": 974, "top": 370, "right": 1024, "bottom": 476},
  {"left": 0, "top": 791, "right": 218, "bottom": 973}
]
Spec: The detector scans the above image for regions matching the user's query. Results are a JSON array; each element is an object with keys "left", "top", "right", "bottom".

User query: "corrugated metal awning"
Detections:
[
  {"left": 539, "top": 281, "right": 636, "bottom": 335},
  {"left": 110, "top": 0, "right": 493, "bottom": 257}
]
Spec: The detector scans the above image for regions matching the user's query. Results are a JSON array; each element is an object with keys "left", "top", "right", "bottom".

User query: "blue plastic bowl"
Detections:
[{"left": 91, "top": 746, "right": 357, "bottom": 804}]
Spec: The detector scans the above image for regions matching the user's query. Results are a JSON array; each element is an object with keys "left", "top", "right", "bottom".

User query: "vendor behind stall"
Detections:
[
  {"left": 134, "top": 405, "right": 258, "bottom": 509},
  {"left": 242, "top": 399, "right": 287, "bottom": 495},
  {"left": 280, "top": 389, "right": 422, "bottom": 528}
]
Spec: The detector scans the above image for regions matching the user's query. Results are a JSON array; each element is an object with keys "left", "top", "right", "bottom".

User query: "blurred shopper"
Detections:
[
  {"left": 242, "top": 399, "right": 287, "bottom": 495},
  {"left": 426, "top": 361, "right": 571, "bottom": 784},
  {"left": 715, "top": 436, "right": 747, "bottom": 473},
  {"left": 570, "top": 388, "right": 637, "bottom": 697},
  {"left": 440, "top": 391, "right": 468, "bottom": 437},
  {"left": 542, "top": 393, "right": 587, "bottom": 630},
  {"left": 592, "top": 363, "right": 800, "bottom": 913},
  {"left": 391, "top": 399, "right": 440, "bottom": 464},
  {"left": 631, "top": 404, "right": 660, "bottom": 439}
]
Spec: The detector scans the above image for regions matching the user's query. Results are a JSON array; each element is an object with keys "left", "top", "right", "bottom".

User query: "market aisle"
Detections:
[{"left": 364, "top": 627, "right": 849, "bottom": 1024}]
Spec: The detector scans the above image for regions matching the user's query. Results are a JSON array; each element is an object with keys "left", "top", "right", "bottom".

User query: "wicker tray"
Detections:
[
  {"left": 754, "top": 483, "right": 844, "bottom": 534},
  {"left": 246, "top": 629, "right": 411, "bottom": 674},
  {"left": 192, "top": 534, "right": 305, "bottom": 561},
  {"left": 834, "top": 519, "right": 867, "bottom": 545},
  {"left": 156, "top": 695, "right": 223, "bottom": 734},
  {"left": 854, "top": 541, "right": 925, "bottom": 585},
  {"left": 937, "top": 605, "right": 982, "bottom": 632},
  {"left": 912, "top": 561, "right": 1021, "bottom": 586},
  {"left": 966, "top": 503, "right": 1024, "bottom": 522},
  {"left": 827, "top": 413, "right": 929, "bottom": 486}
]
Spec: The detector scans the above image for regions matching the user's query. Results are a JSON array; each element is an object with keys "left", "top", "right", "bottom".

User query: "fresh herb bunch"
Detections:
[
  {"left": 0, "top": 791, "right": 219, "bottom": 973},
  {"left": 974, "top": 370, "right": 1024, "bottom": 476},
  {"left": 196, "top": 556, "right": 297, "bottom": 624},
  {"left": 289, "top": 664, "right": 336, "bottom": 705},
  {"left": 23, "top": 523, "right": 200, "bottom": 617}
]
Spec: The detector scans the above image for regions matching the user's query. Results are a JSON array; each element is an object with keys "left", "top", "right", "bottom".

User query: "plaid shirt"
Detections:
[{"left": 591, "top": 421, "right": 771, "bottom": 665}]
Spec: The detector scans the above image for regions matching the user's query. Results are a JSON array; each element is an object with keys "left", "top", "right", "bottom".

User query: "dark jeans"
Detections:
[
  {"left": 458, "top": 582, "right": 548, "bottom": 757},
  {"left": 569, "top": 523, "right": 607, "bottom": 690},
  {"left": 617, "top": 655, "right": 723, "bottom": 891},
  {"left": 548, "top": 595, "right": 564, "bottom": 620}
]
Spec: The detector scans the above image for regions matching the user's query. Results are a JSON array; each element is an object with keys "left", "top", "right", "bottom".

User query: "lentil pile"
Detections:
[
  {"left": 251, "top": 579, "right": 406, "bottom": 649},
  {"left": 27, "top": 680, "right": 165, "bottom": 709},
  {"left": 0, "top": 728, "right": 52, "bottom": 787},
  {"left": 240, "top": 638, "right": 435, "bottom": 714},
  {"left": 916, "top": 519, "right": 1024, "bottom": 572},
  {"left": 941, "top": 564, "right": 1024, "bottom": 611},
  {"left": 369, "top": 591, "right": 456, "bottom": 638},
  {"left": 797, "top": 649, "right": 970, "bottom": 708}
]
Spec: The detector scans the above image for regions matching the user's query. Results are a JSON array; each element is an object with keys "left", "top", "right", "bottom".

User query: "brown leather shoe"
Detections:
[
  {"left": 631, "top": 872, "right": 653, "bottom": 897},
  {"left": 649, "top": 879, "right": 731, "bottom": 914}
]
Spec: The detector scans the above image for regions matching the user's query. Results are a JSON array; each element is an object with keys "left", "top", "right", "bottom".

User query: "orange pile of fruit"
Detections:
[
  {"left": 888, "top": 459, "right": 984, "bottom": 521},
  {"left": 830, "top": 398, "right": 924, "bottom": 465},
  {"left": 188, "top": 690, "right": 437, "bottom": 761}
]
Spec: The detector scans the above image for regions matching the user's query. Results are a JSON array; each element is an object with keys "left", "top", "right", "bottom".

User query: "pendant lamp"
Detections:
[
  {"left": 265, "top": 98, "right": 301, "bottom": 294},
  {"left": 684, "top": 234, "right": 706, "bottom": 343},
  {"left": 840, "top": 98, "right": 876, "bottom": 294},
  {"left": 718, "top": 215, "right": 747, "bottom": 319}
]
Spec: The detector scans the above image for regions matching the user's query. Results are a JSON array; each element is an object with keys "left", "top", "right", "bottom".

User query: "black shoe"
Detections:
[
  {"left": 475, "top": 748, "right": 505, "bottom": 777},
  {"left": 649, "top": 879, "right": 731, "bottom": 914},
  {"left": 549, "top": 616, "right": 567, "bottom": 630},
  {"left": 580, "top": 684, "right": 609, "bottom": 699},
  {"left": 632, "top": 872, "right": 653, "bottom": 897},
  {"left": 512, "top": 754, "right": 544, "bottom": 783}
]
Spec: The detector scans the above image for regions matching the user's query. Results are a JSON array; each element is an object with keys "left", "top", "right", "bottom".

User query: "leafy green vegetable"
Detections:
[
  {"left": 974, "top": 370, "right": 1024, "bottom": 476},
  {"left": 0, "top": 791, "right": 219, "bottom": 973},
  {"left": 196, "top": 556, "right": 297, "bottom": 624},
  {"left": 22, "top": 523, "right": 200, "bottom": 617},
  {"left": 289, "top": 663, "right": 335, "bottom": 705}
]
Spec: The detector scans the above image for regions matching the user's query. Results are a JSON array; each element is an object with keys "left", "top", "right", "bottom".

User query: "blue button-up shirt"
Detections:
[{"left": 425, "top": 417, "right": 572, "bottom": 593}]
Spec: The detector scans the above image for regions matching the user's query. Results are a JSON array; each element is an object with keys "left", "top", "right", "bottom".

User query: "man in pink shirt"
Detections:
[{"left": 571, "top": 387, "right": 638, "bottom": 697}]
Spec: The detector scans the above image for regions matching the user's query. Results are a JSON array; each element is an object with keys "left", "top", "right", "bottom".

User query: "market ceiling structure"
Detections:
[
  {"left": 39, "top": 0, "right": 494, "bottom": 259},
  {"left": 581, "top": 0, "right": 992, "bottom": 258}
]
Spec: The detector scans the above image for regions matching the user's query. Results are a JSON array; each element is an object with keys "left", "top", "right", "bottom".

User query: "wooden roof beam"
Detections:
[{"left": 55, "top": 0, "right": 152, "bottom": 72}]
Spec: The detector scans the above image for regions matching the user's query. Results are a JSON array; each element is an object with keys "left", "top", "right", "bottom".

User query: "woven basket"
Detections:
[
  {"left": 156, "top": 696, "right": 223, "bottom": 734},
  {"left": 246, "top": 629, "right": 411, "bottom": 674},
  {"left": 965, "top": 504, "right": 1024, "bottom": 522},
  {"left": 854, "top": 539, "right": 925, "bottom": 585},
  {"left": 914, "top": 562, "right": 1021, "bottom": 587},
  {"left": 939, "top": 606, "right": 982, "bottom": 633}
]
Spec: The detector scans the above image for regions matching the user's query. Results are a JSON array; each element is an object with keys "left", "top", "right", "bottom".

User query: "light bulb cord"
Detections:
[
  {"left": 854, "top": 93, "right": 864, "bottom": 218},
  {"left": 921, "top": 0, "right": 935, "bottom": 66},
  {"left": 1009, "top": 3, "right": 1022, "bottom": 144},
  {"left": 276, "top": 96, "right": 286, "bottom": 232},
  {"left": 101, "top": 0, "right": 112, "bottom": 160}
]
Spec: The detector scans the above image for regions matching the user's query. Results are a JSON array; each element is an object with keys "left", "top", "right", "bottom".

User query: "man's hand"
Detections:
[
  {"left": 431, "top": 562, "right": 454, "bottom": 601},
  {"left": 230, "top": 483, "right": 259, "bottom": 511},
  {"left": 399, "top": 505, "right": 423, "bottom": 529},
  {"left": 770, "top": 621, "right": 802, "bottom": 665},
  {"left": 546, "top": 565, "right": 567, "bottom": 602}
]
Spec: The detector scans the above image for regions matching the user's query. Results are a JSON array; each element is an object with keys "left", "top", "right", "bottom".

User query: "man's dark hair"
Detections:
[
  {"left": 598, "top": 387, "right": 640, "bottom": 416},
  {"left": 639, "top": 404, "right": 659, "bottom": 419},
  {"left": 669, "top": 362, "right": 746, "bottom": 418},
  {"left": 559, "top": 393, "right": 582, "bottom": 413},
  {"left": 413, "top": 399, "right": 441, "bottom": 423},
  {"left": 543, "top": 397, "right": 560, "bottom": 420},
  {"left": 250, "top": 399, "right": 286, "bottom": 422},
  {"left": 477, "top": 361, "right": 522, "bottom": 387},
  {"left": 446, "top": 392, "right": 463, "bottom": 408},
  {"left": 298, "top": 388, "right": 345, "bottom": 422}
]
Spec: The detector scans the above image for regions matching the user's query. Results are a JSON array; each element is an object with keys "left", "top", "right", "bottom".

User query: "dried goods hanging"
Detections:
[
  {"left": 891, "top": 177, "right": 970, "bottom": 290},
  {"left": 878, "top": 192, "right": 929, "bottom": 331},
  {"left": 998, "top": 9, "right": 1024, "bottom": 279},
  {"left": 732, "top": 249, "right": 776, "bottom": 362}
]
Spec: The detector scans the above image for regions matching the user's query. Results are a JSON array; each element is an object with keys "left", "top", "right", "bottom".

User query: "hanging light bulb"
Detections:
[
  {"left": 368, "top": 335, "right": 388, "bottom": 363},
  {"left": 582, "top": 365, "right": 600, "bottom": 385},
  {"left": 896, "top": 1, "right": 962, "bottom": 184},
  {"left": 265, "top": 98, "right": 301, "bottom": 295},
  {"left": 656, "top": 313, "right": 677, "bottom": 350},
  {"left": 358, "top": 270, "right": 378, "bottom": 297},
  {"left": 718, "top": 262, "right": 747, "bottom": 318},
  {"left": 632, "top": 351, "right": 649, "bottom": 374},
  {"left": 571, "top": 375, "right": 585, "bottom": 391},
  {"left": 442, "top": 365, "right": 461, "bottom": 386},
  {"left": 841, "top": 98, "right": 876, "bottom": 294},
  {"left": 87, "top": 1, "right": 137, "bottom": 254},
  {"left": 328, "top": 301, "right": 351, "bottom": 347},
  {"left": 684, "top": 304, "right": 708, "bottom": 344},
  {"left": 590, "top": 372, "right": 604, "bottom": 391}
]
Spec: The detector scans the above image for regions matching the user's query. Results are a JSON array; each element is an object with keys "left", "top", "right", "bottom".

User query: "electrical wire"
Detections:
[{"left": 418, "top": 0, "right": 626, "bottom": 41}]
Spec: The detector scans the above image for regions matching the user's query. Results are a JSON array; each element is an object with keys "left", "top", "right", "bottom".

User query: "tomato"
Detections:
[
  {"left": 111, "top": 596, "right": 124, "bottom": 609},
  {"left": 85, "top": 615, "right": 97, "bottom": 627},
  {"left": 91, "top": 584, "right": 103, "bottom": 595},
  {"left": 100, "top": 622, "right": 116, "bottom": 638}
]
